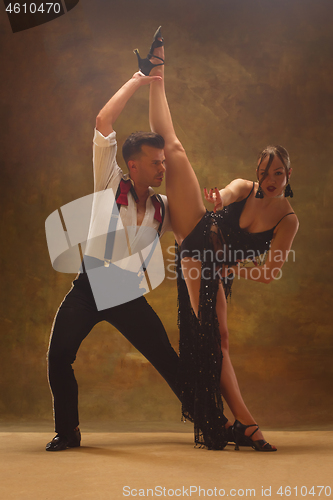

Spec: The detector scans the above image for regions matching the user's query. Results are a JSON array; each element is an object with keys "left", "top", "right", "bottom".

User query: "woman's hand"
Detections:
[{"left": 203, "top": 187, "right": 224, "bottom": 213}]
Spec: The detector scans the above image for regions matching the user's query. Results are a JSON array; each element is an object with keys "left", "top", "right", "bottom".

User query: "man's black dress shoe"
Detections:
[{"left": 45, "top": 428, "right": 81, "bottom": 451}]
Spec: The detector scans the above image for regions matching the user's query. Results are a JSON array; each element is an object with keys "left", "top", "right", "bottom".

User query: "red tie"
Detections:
[
  {"left": 116, "top": 181, "right": 161, "bottom": 223},
  {"left": 151, "top": 196, "right": 162, "bottom": 223},
  {"left": 116, "top": 179, "right": 132, "bottom": 206}
]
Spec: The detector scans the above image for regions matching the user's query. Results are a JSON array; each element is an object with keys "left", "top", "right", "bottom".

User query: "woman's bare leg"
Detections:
[
  {"left": 149, "top": 44, "right": 205, "bottom": 243},
  {"left": 215, "top": 283, "right": 267, "bottom": 441}
]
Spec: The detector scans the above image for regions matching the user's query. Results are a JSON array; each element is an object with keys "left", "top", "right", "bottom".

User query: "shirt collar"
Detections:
[{"left": 122, "top": 173, "right": 156, "bottom": 198}]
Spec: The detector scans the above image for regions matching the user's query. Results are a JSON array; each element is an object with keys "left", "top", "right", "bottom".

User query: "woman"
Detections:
[{"left": 136, "top": 28, "right": 299, "bottom": 451}]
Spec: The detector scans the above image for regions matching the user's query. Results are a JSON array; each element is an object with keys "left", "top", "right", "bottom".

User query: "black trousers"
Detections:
[{"left": 47, "top": 273, "right": 180, "bottom": 435}]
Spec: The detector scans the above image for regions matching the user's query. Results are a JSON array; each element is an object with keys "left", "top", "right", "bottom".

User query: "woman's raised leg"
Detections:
[{"left": 149, "top": 41, "right": 205, "bottom": 243}]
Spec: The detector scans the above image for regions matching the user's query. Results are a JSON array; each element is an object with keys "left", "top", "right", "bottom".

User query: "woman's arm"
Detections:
[
  {"left": 230, "top": 214, "right": 299, "bottom": 284},
  {"left": 204, "top": 179, "right": 253, "bottom": 212}
]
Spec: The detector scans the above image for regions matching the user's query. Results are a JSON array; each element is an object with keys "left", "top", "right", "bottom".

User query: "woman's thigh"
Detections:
[
  {"left": 181, "top": 258, "right": 202, "bottom": 316},
  {"left": 164, "top": 143, "right": 206, "bottom": 242},
  {"left": 181, "top": 258, "right": 229, "bottom": 347},
  {"left": 215, "top": 282, "right": 229, "bottom": 350}
]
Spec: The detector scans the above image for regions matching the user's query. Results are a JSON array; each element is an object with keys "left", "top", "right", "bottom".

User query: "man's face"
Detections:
[{"left": 132, "top": 146, "right": 166, "bottom": 188}]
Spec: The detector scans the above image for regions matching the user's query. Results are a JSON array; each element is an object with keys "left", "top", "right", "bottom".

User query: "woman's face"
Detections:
[{"left": 257, "top": 155, "right": 291, "bottom": 198}]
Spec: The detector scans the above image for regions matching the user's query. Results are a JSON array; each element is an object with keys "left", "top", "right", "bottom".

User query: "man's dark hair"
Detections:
[{"left": 122, "top": 131, "right": 165, "bottom": 166}]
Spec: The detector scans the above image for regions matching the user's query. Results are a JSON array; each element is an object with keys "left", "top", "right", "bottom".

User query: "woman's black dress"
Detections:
[{"left": 177, "top": 183, "right": 293, "bottom": 449}]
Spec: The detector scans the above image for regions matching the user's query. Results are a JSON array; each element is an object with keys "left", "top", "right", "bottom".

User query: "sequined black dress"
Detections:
[{"left": 177, "top": 183, "right": 294, "bottom": 450}]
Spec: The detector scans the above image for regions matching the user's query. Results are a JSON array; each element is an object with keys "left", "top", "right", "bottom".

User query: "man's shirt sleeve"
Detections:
[{"left": 92, "top": 128, "right": 121, "bottom": 193}]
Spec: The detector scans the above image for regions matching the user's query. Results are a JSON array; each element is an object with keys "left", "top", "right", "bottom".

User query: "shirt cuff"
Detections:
[{"left": 93, "top": 128, "right": 117, "bottom": 147}]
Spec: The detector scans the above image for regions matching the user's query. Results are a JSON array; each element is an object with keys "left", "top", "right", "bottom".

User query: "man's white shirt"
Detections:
[{"left": 84, "top": 129, "right": 172, "bottom": 264}]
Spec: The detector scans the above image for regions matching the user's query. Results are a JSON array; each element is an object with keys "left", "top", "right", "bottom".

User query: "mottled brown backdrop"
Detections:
[{"left": 0, "top": 0, "right": 332, "bottom": 429}]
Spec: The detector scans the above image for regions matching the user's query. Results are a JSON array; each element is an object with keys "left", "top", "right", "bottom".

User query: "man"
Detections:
[{"left": 46, "top": 72, "right": 180, "bottom": 451}]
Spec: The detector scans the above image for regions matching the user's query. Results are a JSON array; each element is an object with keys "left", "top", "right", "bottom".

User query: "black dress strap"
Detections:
[
  {"left": 245, "top": 181, "right": 255, "bottom": 200},
  {"left": 274, "top": 212, "right": 295, "bottom": 229}
]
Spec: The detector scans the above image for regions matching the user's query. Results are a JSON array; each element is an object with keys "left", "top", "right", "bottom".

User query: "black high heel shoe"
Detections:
[
  {"left": 133, "top": 26, "right": 164, "bottom": 76},
  {"left": 226, "top": 423, "right": 252, "bottom": 447},
  {"left": 233, "top": 420, "right": 277, "bottom": 452}
]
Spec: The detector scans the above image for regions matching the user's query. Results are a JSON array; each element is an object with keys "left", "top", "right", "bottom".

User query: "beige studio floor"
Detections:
[{"left": 0, "top": 424, "right": 332, "bottom": 500}]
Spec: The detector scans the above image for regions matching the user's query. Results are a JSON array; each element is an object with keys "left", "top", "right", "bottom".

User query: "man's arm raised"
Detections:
[{"left": 96, "top": 72, "right": 162, "bottom": 137}]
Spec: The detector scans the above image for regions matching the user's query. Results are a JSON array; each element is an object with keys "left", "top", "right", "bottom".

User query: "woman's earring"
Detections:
[
  {"left": 284, "top": 183, "right": 293, "bottom": 198},
  {"left": 255, "top": 184, "right": 264, "bottom": 199}
]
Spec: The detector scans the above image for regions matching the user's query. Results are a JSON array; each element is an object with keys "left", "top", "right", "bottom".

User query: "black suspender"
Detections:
[{"left": 154, "top": 193, "right": 165, "bottom": 237}]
